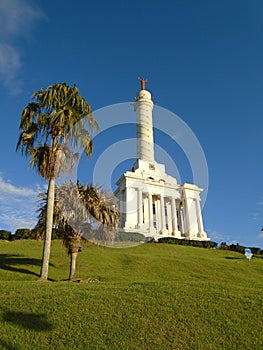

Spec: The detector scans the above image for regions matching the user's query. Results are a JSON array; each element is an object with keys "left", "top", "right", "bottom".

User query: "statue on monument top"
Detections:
[{"left": 138, "top": 77, "right": 148, "bottom": 90}]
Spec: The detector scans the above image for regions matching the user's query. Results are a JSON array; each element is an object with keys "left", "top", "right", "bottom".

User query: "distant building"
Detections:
[{"left": 115, "top": 79, "right": 209, "bottom": 241}]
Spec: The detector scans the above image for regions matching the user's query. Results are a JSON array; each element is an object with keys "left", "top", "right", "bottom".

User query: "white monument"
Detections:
[{"left": 115, "top": 79, "right": 209, "bottom": 241}]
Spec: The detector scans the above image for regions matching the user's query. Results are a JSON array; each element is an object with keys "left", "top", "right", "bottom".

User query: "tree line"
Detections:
[{"left": 219, "top": 242, "right": 263, "bottom": 255}]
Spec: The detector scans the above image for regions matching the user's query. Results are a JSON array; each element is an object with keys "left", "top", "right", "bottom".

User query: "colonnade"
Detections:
[{"left": 120, "top": 185, "right": 205, "bottom": 239}]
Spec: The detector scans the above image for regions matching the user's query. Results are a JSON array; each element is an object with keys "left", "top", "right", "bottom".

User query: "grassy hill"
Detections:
[{"left": 0, "top": 240, "right": 262, "bottom": 349}]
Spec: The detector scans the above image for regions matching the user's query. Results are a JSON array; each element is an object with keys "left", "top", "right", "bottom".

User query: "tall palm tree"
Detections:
[
  {"left": 35, "top": 181, "right": 119, "bottom": 281},
  {"left": 17, "top": 83, "right": 98, "bottom": 280}
]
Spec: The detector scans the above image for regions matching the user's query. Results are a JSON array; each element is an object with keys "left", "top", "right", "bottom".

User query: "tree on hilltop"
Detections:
[
  {"left": 35, "top": 181, "right": 119, "bottom": 280},
  {"left": 17, "top": 83, "right": 98, "bottom": 280}
]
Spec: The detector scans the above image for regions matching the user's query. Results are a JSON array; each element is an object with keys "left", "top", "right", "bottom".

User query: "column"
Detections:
[
  {"left": 137, "top": 188, "right": 143, "bottom": 227},
  {"left": 171, "top": 197, "right": 180, "bottom": 237},
  {"left": 135, "top": 93, "right": 154, "bottom": 162},
  {"left": 160, "top": 195, "right": 166, "bottom": 233},
  {"left": 195, "top": 198, "right": 206, "bottom": 238},
  {"left": 177, "top": 202, "right": 184, "bottom": 235},
  {"left": 124, "top": 186, "right": 134, "bottom": 229},
  {"left": 182, "top": 199, "right": 191, "bottom": 238},
  {"left": 143, "top": 195, "right": 149, "bottom": 224},
  {"left": 119, "top": 190, "right": 125, "bottom": 227},
  {"left": 148, "top": 193, "right": 154, "bottom": 230}
]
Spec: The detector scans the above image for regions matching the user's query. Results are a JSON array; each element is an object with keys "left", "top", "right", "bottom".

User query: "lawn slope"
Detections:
[{"left": 0, "top": 240, "right": 262, "bottom": 349}]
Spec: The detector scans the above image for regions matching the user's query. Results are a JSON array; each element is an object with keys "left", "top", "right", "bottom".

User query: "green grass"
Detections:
[{"left": 0, "top": 240, "right": 263, "bottom": 349}]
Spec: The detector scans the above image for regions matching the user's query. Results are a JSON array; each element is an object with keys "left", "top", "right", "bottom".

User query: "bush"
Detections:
[
  {"left": 30, "top": 227, "right": 64, "bottom": 240},
  {"left": 249, "top": 247, "right": 261, "bottom": 255},
  {"left": 51, "top": 228, "right": 64, "bottom": 240},
  {"left": 229, "top": 243, "right": 245, "bottom": 254},
  {"left": 219, "top": 242, "right": 229, "bottom": 250},
  {"left": 219, "top": 243, "right": 262, "bottom": 255},
  {"left": 14, "top": 228, "right": 32, "bottom": 240},
  {"left": 157, "top": 237, "right": 217, "bottom": 249},
  {"left": 0, "top": 230, "right": 11, "bottom": 240}
]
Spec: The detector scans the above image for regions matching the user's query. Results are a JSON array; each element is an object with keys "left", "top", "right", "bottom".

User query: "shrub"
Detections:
[
  {"left": 229, "top": 243, "right": 245, "bottom": 254},
  {"left": 249, "top": 247, "right": 261, "bottom": 255},
  {"left": 219, "top": 243, "right": 262, "bottom": 255},
  {"left": 0, "top": 230, "right": 11, "bottom": 240},
  {"left": 219, "top": 242, "right": 229, "bottom": 250},
  {"left": 51, "top": 228, "right": 64, "bottom": 240},
  {"left": 30, "top": 227, "right": 64, "bottom": 240},
  {"left": 156, "top": 237, "right": 217, "bottom": 249},
  {"left": 14, "top": 228, "right": 32, "bottom": 240}
]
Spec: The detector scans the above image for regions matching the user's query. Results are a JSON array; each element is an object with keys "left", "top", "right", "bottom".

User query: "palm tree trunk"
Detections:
[
  {"left": 40, "top": 176, "right": 55, "bottom": 280},
  {"left": 69, "top": 251, "right": 78, "bottom": 280}
]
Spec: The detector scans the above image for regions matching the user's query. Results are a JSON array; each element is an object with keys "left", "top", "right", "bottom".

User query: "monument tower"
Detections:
[{"left": 115, "top": 79, "right": 209, "bottom": 241}]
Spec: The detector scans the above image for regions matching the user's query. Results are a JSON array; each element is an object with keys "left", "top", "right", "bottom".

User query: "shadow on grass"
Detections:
[
  {"left": 225, "top": 256, "right": 244, "bottom": 260},
  {"left": 2, "top": 310, "right": 53, "bottom": 331},
  {"left": 0, "top": 254, "right": 54, "bottom": 279},
  {"left": 0, "top": 339, "right": 20, "bottom": 350}
]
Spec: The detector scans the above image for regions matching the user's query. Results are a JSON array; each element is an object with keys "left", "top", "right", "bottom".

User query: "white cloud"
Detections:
[
  {"left": 251, "top": 212, "right": 260, "bottom": 220},
  {"left": 0, "top": 43, "right": 21, "bottom": 78},
  {"left": 0, "top": 0, "right": 46, "bottom": 38},
  {"left": 0, "top": 0, "right": 47, "bottom": 94},
  {"left": 0, "top": 174, "right": 37, "bottom": 196},
  {"left": 250, "top": 199, "right": 263, "bottom": 222},
  {"left": 208, "top": 230, "right": 225, "bottom": 242},
  {"left": 0, "top": 212, "right": 37, "bottom": 233},
  {"left": 258, "top": 231, "right": 263, "bottom": 239},
  {"left": 0, "top": 174, "right": 45, "bottom": 232},
  {"left": 208, "top": 230, "right": 240, "bottom": 245}
]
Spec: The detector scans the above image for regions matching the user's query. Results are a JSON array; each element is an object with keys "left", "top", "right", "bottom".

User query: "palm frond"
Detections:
[
  {"left": 17, "top": 82, "right": 97, "bottom": 179},
  {"left": 34, "top": 181, "right": 120, "bottom": 250}
]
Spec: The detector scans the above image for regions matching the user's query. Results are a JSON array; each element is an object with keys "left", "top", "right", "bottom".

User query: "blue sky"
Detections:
[{"left": 0, "top": 0, "right": 263, "bottom": 248}]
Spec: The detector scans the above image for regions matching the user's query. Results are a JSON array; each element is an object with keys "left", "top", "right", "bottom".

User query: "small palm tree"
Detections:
[
  {"left": 35, "top": 182, "right": 119, "bottom": 281},
  {"left": 17, "top": 83, "right": 98, "bottom": 280}
]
